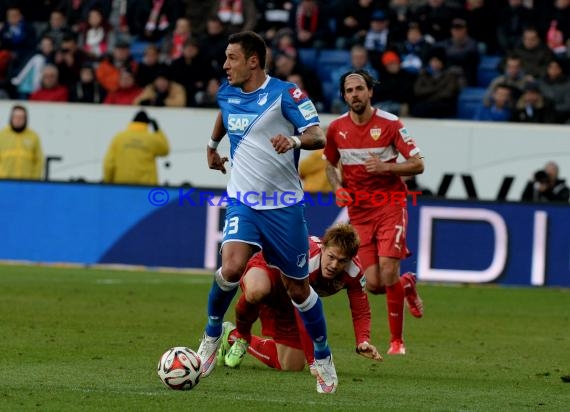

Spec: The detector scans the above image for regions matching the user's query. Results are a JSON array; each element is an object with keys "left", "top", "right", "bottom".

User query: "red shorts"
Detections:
[
  {"left": 242, "top": 254, "right": 303, "bottom": 350},
  {"left": 352, "top": 206, "right": 411, "bottom": 270}
]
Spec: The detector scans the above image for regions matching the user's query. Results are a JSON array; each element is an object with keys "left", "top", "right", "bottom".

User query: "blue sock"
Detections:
[
  {"left": 205, "top": 277, "right": 238, "bottom": 337},
  {"left": 294, "top": 289, "right": 331, "bottom": 360}
]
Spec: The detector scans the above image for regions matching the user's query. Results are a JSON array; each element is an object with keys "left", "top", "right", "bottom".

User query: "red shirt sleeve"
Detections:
[
  {"left": 392, "top": 120, "right": 421, "bottom": 160},
  {"left": 324, "top": 121, "right": 340, "bottom": 166},
  {"left": 346, "top": 274, "right": 371, "bottom": 345}
]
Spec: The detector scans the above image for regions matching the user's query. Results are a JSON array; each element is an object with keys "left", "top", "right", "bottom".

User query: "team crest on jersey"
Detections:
[
  {"left": 288, "top": 87, "right": 307, "bottom": 103},
  {"left": 296, "top": 253, "right": 307, "bottom": 268},
  {"left": 227, "top": 113, "right": 257, "bottom": 135},
  {"left": 257, "top": 93, "right": 268, "bottom": 106},
  {"left": 370, "top": 127, "right": 382, "bottom": 140}
]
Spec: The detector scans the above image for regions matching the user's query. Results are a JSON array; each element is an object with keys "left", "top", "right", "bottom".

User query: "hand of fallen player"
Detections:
[
  {"left": 207, "top": 148, "right": 228, "bottom": 174},
  {"left": 356, "top": 342, "right": 383, "bottom": 361},
  {"left": 271, "top": 134, "right": 294, "bottom": 154},
  {"left": 335, "top": 187, "right": 352, "bottom": 207}
]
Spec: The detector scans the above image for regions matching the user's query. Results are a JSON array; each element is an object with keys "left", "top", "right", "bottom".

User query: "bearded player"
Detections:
[{"left": 324, "top": 70, "right": 424, "bottom": 355}]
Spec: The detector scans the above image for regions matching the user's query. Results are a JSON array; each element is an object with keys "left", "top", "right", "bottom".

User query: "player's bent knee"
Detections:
[
  {"left": 242, "top": 268, "right": 272, "bottom": 303},
  {"left": 277, "top": 345, "right": 305, "bottom": 371},
  {"left": 367, "top": 283, "right": 385, "bottom": 295}
]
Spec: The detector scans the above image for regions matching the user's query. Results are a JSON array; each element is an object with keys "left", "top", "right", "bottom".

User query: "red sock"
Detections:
[
  {"left": 386, "top": 281, "right": 405, "bottom": 342},
  {"left": 234, "top": 294, "right": 259, "bottom": 341},
  {"left": 247, "top": 336, "right": 281, "bottom": 369}
]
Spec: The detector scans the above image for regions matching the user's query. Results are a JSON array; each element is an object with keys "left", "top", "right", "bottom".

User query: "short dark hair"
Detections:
[
  {"left": 339, "top": 69, "right": 376, "bottom": 98},
  {"left": 228, "top": 31, "right": 267, "bottom": 69}
]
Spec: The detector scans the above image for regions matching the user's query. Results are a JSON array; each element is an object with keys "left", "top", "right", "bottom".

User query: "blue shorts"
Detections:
[{"left": 221, "top": 202, "right": 309, "bottom": 279}]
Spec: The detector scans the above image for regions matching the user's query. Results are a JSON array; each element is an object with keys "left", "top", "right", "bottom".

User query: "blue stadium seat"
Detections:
[
  {"left": 297, "top": 48, "right": 319, "bottom": 71},
  {"left": 316, "top": 49, "right": 351, "bottom": 83},
  {"left": 477, "top": 55, "right": 502, "bottom": 87},
  {"left": 457, "top": 87, "right": 487, "bottom": 120}
]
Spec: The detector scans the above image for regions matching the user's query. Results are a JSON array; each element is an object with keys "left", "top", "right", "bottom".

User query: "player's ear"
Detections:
[{"left": 249, "top": 55, "right": 258, "bottom": 69}]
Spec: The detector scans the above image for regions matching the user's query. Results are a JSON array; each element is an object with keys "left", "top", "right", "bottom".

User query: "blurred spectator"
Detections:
[
  {"left": 496, "top": 0, "right": 533, "bottom": 54},
  {"left": 335, "top": 0, "right": 375, "bottom": 50},
  {"left": 388, "top": 0, "right": 415, "bottom": 44},
  {"left": 374, "top": 50, "right": 416, "bottom": 116},
  {"left": 330, "top": 44, "right": 379, "bottom": 113},
  {"left": 103, "top": 68, "right": 142, "bottom": 105},
  {"left": 484, "top": 55, "right": 533, "bottom": 106},
  {"left": 29, "top": 64, "right": 69, "bottom": 102},
  {"left": 198, "top": 15, "right": 228, "bottom": 78},
  {"left": 289, "top": 0, "right": 329, "bottom": 49},
  {"left": 254, "top": 0, "right": 293, "bottom": 42},
  {"left": 395, "top": 21, "right": 432, "bottom": 75},
  {"left": 54, "top": 33, "right": 89, "bottom": 86},
  {"left": 543, "top": 0, "right": 570, "bottom": 57},
  {"left": 272, "top": 27, "right": 297, "bottom": 57},
  {"left": 512, "top": 27, "right": 555, "bottom": 78},
  {"left": 212, "top": 0, "right": 258, "bottom": 34},
  {"left": 103, "top": 110, "right": 170, "bottom": 185},
  {"left": 69, "top": 63, "right": 106, "bottom": 103},
  {"left": 414, "top": 0, "right": 460, "bottom": 43},
  {"left": 299, "top": 149, "right": 332, "bottom": 193},
  {"left": 537, "top": 59, "right": 570, "bottom": 124},
  {"left": 129, "top": 0, "right": 184, "bottom": 42},
  {"left": 195, "top": 77, "right": 221, "bottom": 108},
  {"left": 39, "top": 9, "right": 73, "bottom": 48},
  {"left": 0, "top": 6, "right": 37, "bottom": 75},
  {"left": 437, "top": 18, "right": 480, "bottom": 87},
  {"left": 521, "top": 164, "right": 570, "bottom": 202},
  {"left": 364, "top": 10, "right": 394, "bottom": 70},
  {"left": 511, "top": 81, "right": 556, "bottom": 123},
  {"left": 58, "top": 0, "right": 112, "bottom": 31},
  {"left": 544, "top": 161, "right": 570, "bottom": 201},
  {"left": 473, "top": 83, "right": 513, "bottom": 122},
  {"left": 464, "top": 0, "right": 499, "bottom": 55},
  {"left": 273, "top": 50, "right": 323, "bottom": 109},
  {"left": 135, "top": 44, "right": 168, "bottom": 88},
  {"left": 134, "top": 69, "right": 186, "bottom": 107},
  {"left": 0, "top": 105, "right": 43, "bottom": 180},
  {"left": 96, "top": 40, "right": 138, "bottom": 92},
  {"left": 410, "top": 48, "right": 460, "bottom": 119},
  {"left": 162, "top": 16, "right": 192, "bottom": 62},
  {"left": 169, "top": 38, "right": 211, "bottom": 107},
  {"left": 78, "top": 7, "right": 113, "bottom": 60},
  {"left": 11, "top": 35, "right": 56, "bottom": 99},
  {"left": 108, "top": 0, "right": 131, "bottom": 44},
  {"left": 185, "top": 0, "right": 216, "bottom": 35}
]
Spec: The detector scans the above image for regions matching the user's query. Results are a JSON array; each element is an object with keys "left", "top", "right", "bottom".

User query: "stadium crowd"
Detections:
[{"left": 0, "top": 0, "right": 569, "bottom": 122}]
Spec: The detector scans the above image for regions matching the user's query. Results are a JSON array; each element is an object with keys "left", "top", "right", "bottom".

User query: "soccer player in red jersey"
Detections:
[
  {"left": 217, "top": 224, "right": 382, "bottom": 374},
  {"left": 324, "top": 70, "right": 425, "bottom": 355}
]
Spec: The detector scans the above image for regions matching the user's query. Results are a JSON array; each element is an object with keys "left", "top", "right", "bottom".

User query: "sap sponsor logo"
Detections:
[
  {"left": 298, "top": 100, "right": 318, "bottom": 120},
  {"left": 228, "top": 98, "right": 241, "bottom": 104},
  {"left": 289, "top": 87, "right": 307, "bottom": 103},
  {"left": 227, "top": 114, "right": 257, "bottom": 135}
]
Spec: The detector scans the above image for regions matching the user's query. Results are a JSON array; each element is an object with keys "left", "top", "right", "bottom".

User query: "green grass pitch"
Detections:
[{"left": 1, "top": 265, "right": 569, "bottom": 411}]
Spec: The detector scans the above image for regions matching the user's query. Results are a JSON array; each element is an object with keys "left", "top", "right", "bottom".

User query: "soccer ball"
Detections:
[{"left": 157, "top": 347, "right": 202, "bottom": 390}]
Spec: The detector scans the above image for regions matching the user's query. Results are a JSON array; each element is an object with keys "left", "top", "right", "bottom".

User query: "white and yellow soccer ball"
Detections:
[{"left": 157, "top": 347, "right": 201, "bottom": 390}]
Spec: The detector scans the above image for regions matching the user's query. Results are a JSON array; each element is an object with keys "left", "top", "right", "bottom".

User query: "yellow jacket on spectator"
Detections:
[
  {"left": 103, "top": 121, "right": 170, "bottom": 185},
  {"left": 0, "top": 126, "right": 44, "bottom": 179},
  {"left": 299, "top": 149, "right": 333, "bottom": 193}
]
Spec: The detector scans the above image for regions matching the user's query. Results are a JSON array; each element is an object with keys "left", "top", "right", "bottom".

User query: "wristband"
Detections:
[
  {"left": 208, "top": 138, "right": 220, "bottom": 149},
  {"left": 290, "top": 135, "right": 301, "bottom": 149}
]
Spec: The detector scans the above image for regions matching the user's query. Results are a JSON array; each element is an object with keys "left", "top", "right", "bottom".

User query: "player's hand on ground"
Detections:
[
  {"left": 356, "top": 342, "right": 383, "bottom": 361},
  {"left": 365, "top": 152, "right": 391, "bottom": 175},
  {"left": 207, "top": 148, "right": 229, "bottom": 174},
  {"left": 271, "top": 134, "right": 294, "bottom": 154}
]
